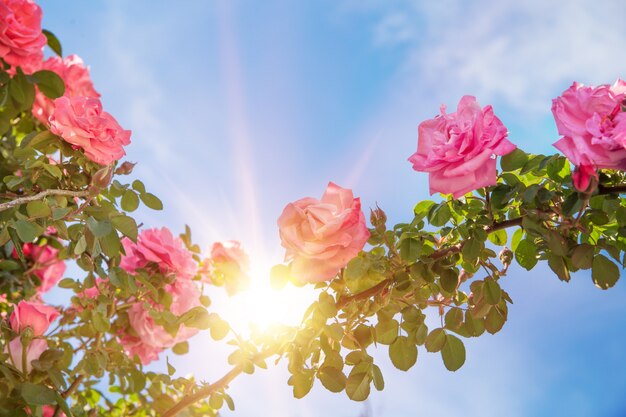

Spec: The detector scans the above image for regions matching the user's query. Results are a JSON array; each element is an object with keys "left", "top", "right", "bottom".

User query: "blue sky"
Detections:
[{"left": 38, "top": 1, "right": 626, "bottom": 416}]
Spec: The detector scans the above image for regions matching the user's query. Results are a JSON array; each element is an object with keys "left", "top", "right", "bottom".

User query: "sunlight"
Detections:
[{"left": 217, "top": 258, "right": 318, "bottom": 334}]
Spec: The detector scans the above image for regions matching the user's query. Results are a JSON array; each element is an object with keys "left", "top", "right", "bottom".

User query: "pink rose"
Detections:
[
  {"left": 278, "top": 182, "right": 370, "bottom": 283},
  {"left": 120, "top": 227, "right": 197, "bottom": 280},
  {"left": 7, "top": 337, "right": 47, "bottom": 373},
  {"left": 408, "top": 95, "right": 516, "bottom": 197},
  {"left": 32, "top": 54, "right": 100, "bottom": 124},
  {"left": 167, "top": 279, "right": 202, "bottom": 316},
  {"left": 0, "top": 0, "right": 46, "bottom": 72},
  {"left": 22, "top": 243, "right": 66, "bottom": 293},
  {"left": 42, "top": 406, "right": 65, "bottom": 417},
  {"left": 122, "top": 291, "right": 200, "bottom": 365},
  {"left": 209, "top": 240, "right": 250, "bottom": 293},
  {"left": 9, "top": 300, "right": 59, "bottom": 336},
  {"left": 552, "top": 80, "right": 626, "bottom": 171},
  {"left": 118, "top": 334, "right": 161, "bottom": 365},
  {"left": 48, "top": 96, "right": 131, "bottom": 165}
]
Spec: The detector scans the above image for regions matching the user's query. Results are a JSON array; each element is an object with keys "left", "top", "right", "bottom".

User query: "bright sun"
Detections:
[{"left": 215, "top": 259, "right": 317, "bottom": 334}]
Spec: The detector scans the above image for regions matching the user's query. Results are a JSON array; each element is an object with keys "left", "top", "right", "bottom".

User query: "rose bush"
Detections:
[{"left": 0, "top": 1, "right": 625, "bottom": 415}]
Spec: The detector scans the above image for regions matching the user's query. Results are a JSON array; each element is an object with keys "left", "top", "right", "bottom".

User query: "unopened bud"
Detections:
[
  {"left": 90, "top": 165, "right": 114, "bottom": 190},
  {"left": 115, "top": 161, "right": 136, "bottom": 176},
  {"left": 499, "top": 247, "right": 513, "bottom": 265},
  {"left": 370, "top": 205, "right": 387, "bottom": 230}
]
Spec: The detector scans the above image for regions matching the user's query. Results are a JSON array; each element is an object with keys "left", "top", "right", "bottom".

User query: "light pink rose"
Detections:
[
  {"left": 552, "top": 80, "right": 626, "bottom": 171},
  {"left": 118, "top": 333, "right": 161, "bottom": 365},
  {"left": 209, "top": 240, "right": 250, "bottom": 293},
  {"left": 278, "top": 182, "right": 370, "bottom": 283},
  {"left": 9, "top": 300, "right": 59, "bottom": 336},
  {"left": 167, "top": 279, "right": 202, "bottom": 316},
  {"left": 32, "top": 54, "right": 100, "bottom": 124},
  {"left": 48, "top": 96, "right": 131, "bottom": 165},
  {"left": 7, "top": 337, "right": 47, "bottom": 373},
  {"left": 0, "top": 0, "right": 46, "bottom": 73},
  {"left": 21, "top": 243, "right": 66, "bottom": 293},
  {"left": 122, "top": 290, "right": 200, "bottom": 365},
  {"left": 120, "top": 227, "right": 197, "bottom": 280},
  {"left": 408, "top": 95, "right": 516, "bottom": 198}
]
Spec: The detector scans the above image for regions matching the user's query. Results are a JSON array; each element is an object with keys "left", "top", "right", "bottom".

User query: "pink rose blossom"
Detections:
[
  {"left": 48, "top": 96, "right": 131, "bottom": 165},
  {"left": 42, "top": 406, "right": 65, "bottom": 417},
  {"left": 118, "top": 333, "right": 161, "bottom": 365},
  {"left": 7, "top": 337, "right": 47, "bottom": 373},
  {"left": 408, "top": 95, "right": 516, "bottom": 198},
  {"left": 122, "top": 292, "right": 200, "bottom": 365},
  {"left": 32, "top": 54, "right": 100, "bottom": 124},
  {"left": 552, "top": 80, "right": 626, "bottom": 171},
  {"left": 120, "top": 227, "right": 197, "bottom": 280},
  {"left": 10, "top": 300, "right": 59, "bottom": 336},
  {"left": 21, "top": 243, "right": 66, "bottom": 293},
  {"left": 209, "top": 240, "right": 250, "bottom": 293},
  {"left": 0, "top": 0, "right": 46, "bottom": 72},
  {"left": 278, "top": 182, "right": 370, "bottom": 283}
]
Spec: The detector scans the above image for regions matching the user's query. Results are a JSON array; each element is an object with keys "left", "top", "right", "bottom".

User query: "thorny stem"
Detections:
[
  {"left": 0, "top": 189, "right": 91, "bottom": 212},
  {"left": 161, "top": 350, "right": 275, "bottom": 417}
]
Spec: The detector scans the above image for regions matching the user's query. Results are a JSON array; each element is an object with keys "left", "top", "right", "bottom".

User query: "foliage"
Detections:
[{"left": 0, "top": 1, "right": 625, "bottom": 417}]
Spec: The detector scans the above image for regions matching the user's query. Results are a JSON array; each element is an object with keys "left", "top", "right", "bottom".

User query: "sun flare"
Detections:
[{"left": 216, "top": 259, "right": 317, "bottom": 334}]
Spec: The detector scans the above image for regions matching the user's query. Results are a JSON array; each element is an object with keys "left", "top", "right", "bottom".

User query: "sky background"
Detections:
[{"left": 37, "top": 1, "right": 626, "bottom": 416}]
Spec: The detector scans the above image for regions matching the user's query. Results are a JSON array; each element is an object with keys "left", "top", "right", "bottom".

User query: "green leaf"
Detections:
[
  {"left": 42, "top": 29, "right": 63, "bottom": 56},
  {"left": 440, "top": 334, "right": 466, "bottom": 371},
  {"left": 439, "top": 269, "right": 458, "bottom": 293},
  {"left": 414, "top": 200, "right": 435, "bottom": 220},
  {"left": 208, "top": 313, "right": 230, "bottom": 340},
  {"left": 111, "top": 215, "right": 138, "bottom": 241},
  {"left": 345, "top": 370, "right": 371, "bottom": 401},
  {"left": 86, "top": 217, "right": 112, "bottom": 238},
  {"left": 425, "top": 328, "right": 447, "bottom": 353},
  {"left": 172, "top": 341, "right": 189, "bottom": 355},
  {"left": 444, "top": 308, "right": 464, "bottom": 330},
  {"left": 166, "top": 357, "right": 176, "bottom": 376},
  {"left": 488, "top": 229, "right": 507, "bottom": 246},
  {"left": 13, "top": 219, "right": 42, "bottom": 242},
  {"left": 132, "top": 180, "right": 145, "bottom": 193},
  {"left": 22, "top": 130, "right": 57, "bottom": 150},
  {"left": 30, "top": 70, "right": 65, "bottom": 99},
  {"left": 399, "top": 237, "right": 421, "bottom": 263},
  {"left": 140, "top": 192, "right": 163, "bottom": 210},
  {"left": 371, "top": 364, "right": 385, "bottom": 391},
  {"left": 54, "top": 393, "right": 72, "bottom": 417},
  {"left": 428, "top": 203, "right": 451, "bottom": 227},
  {"left": 483, "top": 277, "right": 501, "bottom": 305},
  {"left": 121, "top": 190, "right": 139, "bottom": 212},
  {"left": 318, "top": 367, "right": 346, "bottom": 393},
  {"left": 290, "top": 370, "right": 314, "bottom": 399},
  {"left": 26, "top": 200, "right": 51, "bottom": 218},
  {"left": 389, "top": 336, "right": 417, "bottom": 371},
  {"left": 515, "top": 239, "right": 538, "bottom": 270},
  {"left": 92, "top": 311, "right": 110, "bottom": 332},
  {"left": 592, "top": 254, "right": 620, "bottom": 290},
  {"left": 511, "top": 228, "right": 523, "bottom": 252},
  {"left": 500, "top": 149, "right": 528, "bottom": 172},
  {"left": 21, "top": 383, "right": 56, "bottom": 405},
  {"left": 484, "top": 307, "right": 506, "bottom": 334},
  {"left": 547, "top": 254, "right": 570, "bottom": 282},
  {"left": 43, "top": 164, "right": 63, "bottom": 179},
  {"left": 374, "top": 319, "right": 399, "bottom": 345},
  {"left": 461, "top": 238, "right": 482, "bottom": 262},
  {"left": 571, "top": 244, "right": 594, "bottom": 270}
]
